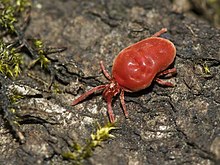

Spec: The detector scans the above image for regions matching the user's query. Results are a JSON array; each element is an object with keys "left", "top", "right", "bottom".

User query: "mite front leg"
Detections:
[
  {"left": 100, "top": 61, "right": 112, "bottom": 80},
  {"left": 72, "top": 85, "right": 106, "bottom": 106}
]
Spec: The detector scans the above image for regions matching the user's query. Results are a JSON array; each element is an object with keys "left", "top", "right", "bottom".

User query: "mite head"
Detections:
[
  {"left": 72, "top": 61, "right": 126, "bottom": 123},
  {"left": 102, "top": 79, "right": 121, "bottom": 100}
]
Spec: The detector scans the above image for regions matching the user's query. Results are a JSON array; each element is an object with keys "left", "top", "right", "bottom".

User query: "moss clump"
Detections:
[
  {"left": 62, "top": 122, "right": 117, "bottom": 164},
  {"left": 0, "top": 40, "right": 23, "bottom": 77},
  {"left": 0, "top": 0, "right": 32, "bottom": 78},
  {"left": 0, "top": 0, "right": 31, "bottom": 33},
  {"left": 202, "top": 63, "right": 211, "bottom": 74},
  {"left": 28, "top": 39, "right": 51, "bottom": 69}
]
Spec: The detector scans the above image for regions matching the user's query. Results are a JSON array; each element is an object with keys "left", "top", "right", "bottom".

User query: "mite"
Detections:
[{"left": 72, "top": 28, "right": 176, "bottom": 123}]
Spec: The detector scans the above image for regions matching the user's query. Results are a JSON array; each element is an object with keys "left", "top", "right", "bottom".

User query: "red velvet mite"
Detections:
[{"left": 72, "top": 28, "right": 176, "bottom": 123}]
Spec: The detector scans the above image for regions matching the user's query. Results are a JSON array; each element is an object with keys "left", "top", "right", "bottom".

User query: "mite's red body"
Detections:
[
  {"left": 113, "top": 37, "right": 176, "bottom": 92},
  {"left": 72, "top": 28, "right": 176, "bottom": 123}
]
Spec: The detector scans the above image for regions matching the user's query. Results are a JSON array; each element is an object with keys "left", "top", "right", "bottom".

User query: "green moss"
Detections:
[
  {"left": 0, "top": 0, "right": 31, "bottom": 33},
  {"left": 62, "top": 122, "right": 117, "bottom": 164},
  {"left": 0, "top": 5, "right": 17, "bottom": 32},
  {"left": 0, "top": 0, "right": 32, "bottom": 78},
  {"left": 29, "top": 39, "right": 51, "bottom": 69},
  {"left": 51, "top": 83, "right": 62, "bottom": 94},
  {"left": 0, "top": 40, "right": 23, "bottom": 77},
  {"left": 14, "top": 0, "right": 31, "bottom": 12},
  {"left": 203, "top": 63, "right": 211, "bottom": 74}
]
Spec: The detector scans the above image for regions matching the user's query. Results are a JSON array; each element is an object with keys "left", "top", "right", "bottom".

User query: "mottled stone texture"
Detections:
[{"left": 0, "top": 0, "right": 219, "bottom": 165}]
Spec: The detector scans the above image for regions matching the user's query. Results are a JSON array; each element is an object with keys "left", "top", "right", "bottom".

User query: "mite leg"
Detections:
[
  {"left": 157, "top": 68, "right": 177, "bottom": 78},
  {"left": 106, "top": 98, "right": 115, "bottom": 123},
  {"left": 72, "top": 85, "right": 106, "bottom": 106},
  {"left": 152, "top": 28, "right": 167, "bottom": 37},
  {"left": 100, "top": 61, "right": 111, "bottom": 80},
  {"left": 155, "top": 68, "right": 177, "bottom": 87},
  {"left": 120, "top": 89, "right": 128, "bottom": 118},
  {"left": 155, "top": 78, "right": 174, "bottom": 87}
]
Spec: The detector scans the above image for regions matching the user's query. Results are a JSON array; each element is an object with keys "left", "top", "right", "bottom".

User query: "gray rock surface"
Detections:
[{"left": 0, "top": 0, "right": 219, "bottom": 165}]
